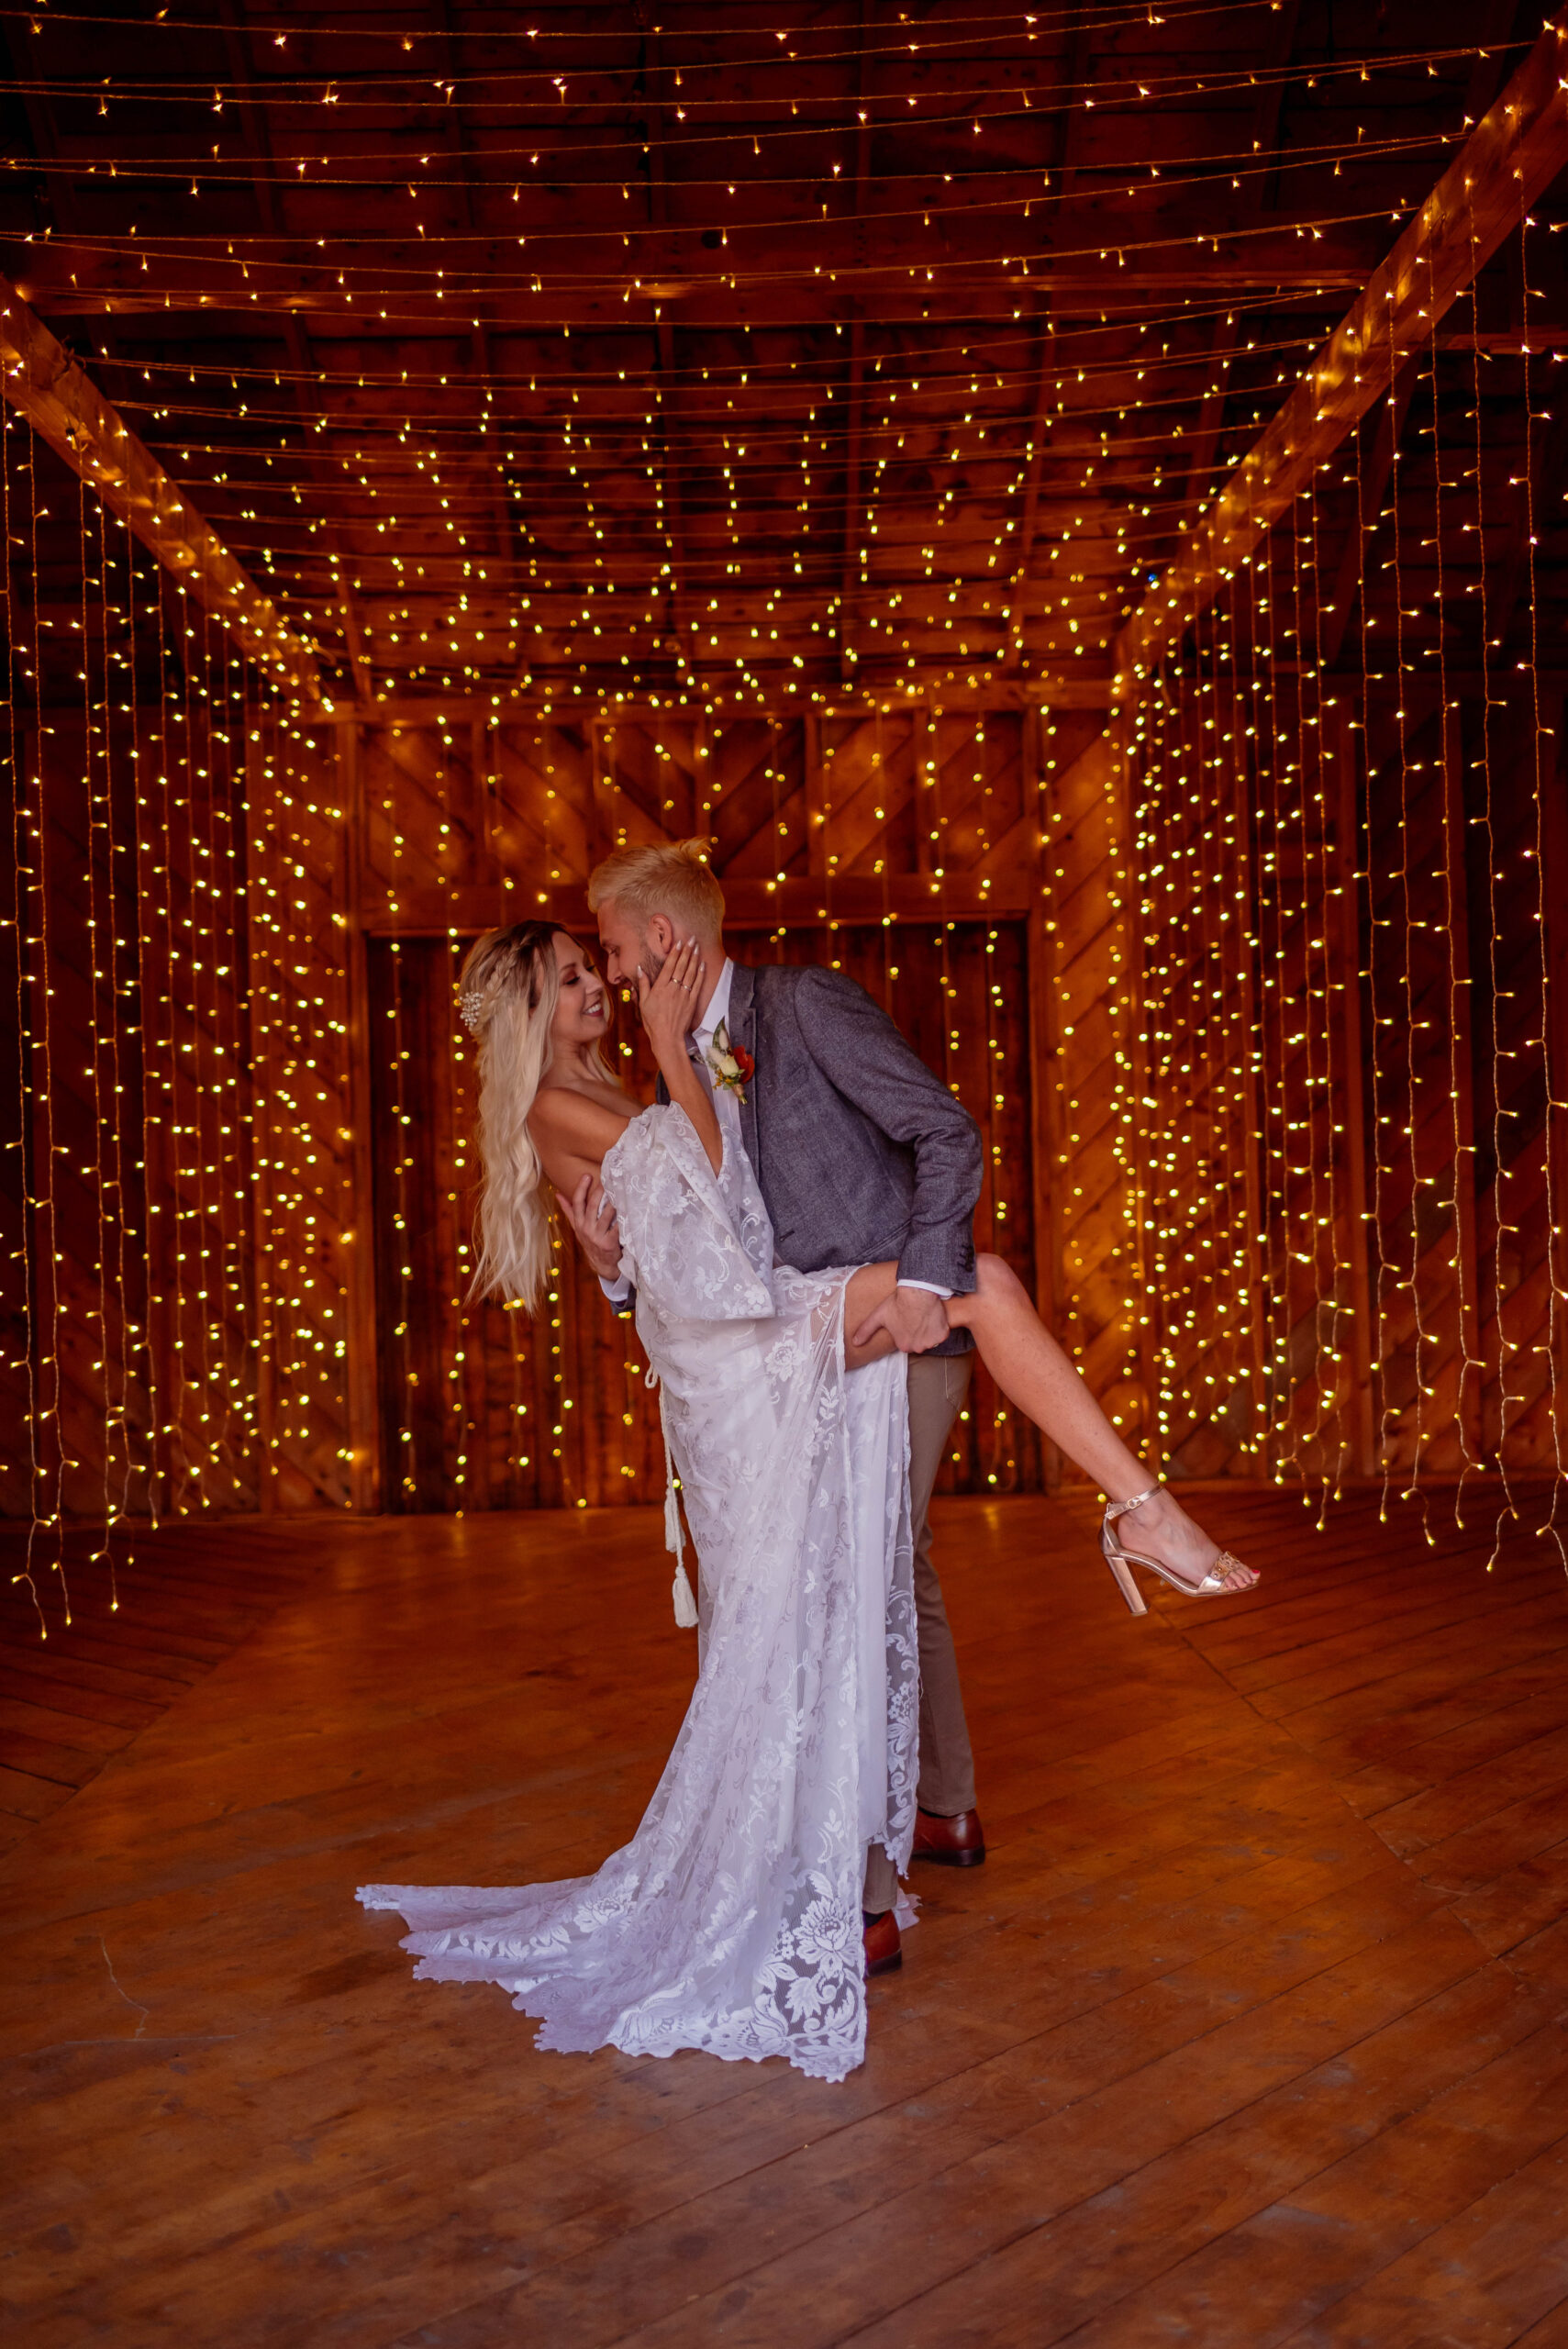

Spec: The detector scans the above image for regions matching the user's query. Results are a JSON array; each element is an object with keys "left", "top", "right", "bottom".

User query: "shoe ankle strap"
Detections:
[{"left": 1105, "top": 1482, "right": 1162, "bottom": 1523}]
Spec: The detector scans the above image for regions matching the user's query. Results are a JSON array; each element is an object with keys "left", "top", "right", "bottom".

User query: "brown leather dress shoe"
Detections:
[
  {"left": 911, "top": 1807, "right": 987, "bottom": 1867},
  {"left": 862, "top": 1908, "right": 903, "bottom": 1976}
]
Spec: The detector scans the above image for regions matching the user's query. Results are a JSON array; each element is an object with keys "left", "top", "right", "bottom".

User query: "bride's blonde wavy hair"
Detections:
[{"left": 460, "top": 921, "right": 612, "bottom": 1309}]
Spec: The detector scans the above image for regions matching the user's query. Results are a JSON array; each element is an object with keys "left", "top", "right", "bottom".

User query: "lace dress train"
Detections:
[{"left": 358, "top": 1104, "right": 915, "bottom": 2083}]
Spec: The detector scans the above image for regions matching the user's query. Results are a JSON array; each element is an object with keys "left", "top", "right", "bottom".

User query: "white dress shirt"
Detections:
[
  {"left": 693, "top": 954, "right": 736, "bottom": 1044},
  {"left": 600, "top": 954, "right": 949, "bottom": 1304}
]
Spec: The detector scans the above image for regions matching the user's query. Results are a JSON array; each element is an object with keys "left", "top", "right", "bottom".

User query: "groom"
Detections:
[{"left": 560, "top": 838, "right": 988, "bottom": 1976}]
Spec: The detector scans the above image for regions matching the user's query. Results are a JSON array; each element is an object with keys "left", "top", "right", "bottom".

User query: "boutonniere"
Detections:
[{"left": 705, "top": 1019, "right": 755, "bottom": 1104}]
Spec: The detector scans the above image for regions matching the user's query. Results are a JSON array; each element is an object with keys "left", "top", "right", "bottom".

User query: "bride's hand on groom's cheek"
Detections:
[{"left": 636, "top": 938, "right": 706, "bottom": 1056}]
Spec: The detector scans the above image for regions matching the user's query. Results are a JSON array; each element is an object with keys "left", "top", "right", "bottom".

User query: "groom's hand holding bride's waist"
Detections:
[{"left": 851, "top": 1284, "right": 951, "bottom": 1355}]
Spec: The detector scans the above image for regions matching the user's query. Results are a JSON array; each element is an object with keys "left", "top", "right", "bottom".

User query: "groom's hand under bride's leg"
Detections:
[
  {"left": 848, "top": 1275, "right": 950, "bottom": 1362},
  {"left": 843, "top": 1264, "right": 911, "bottom": 1369}
]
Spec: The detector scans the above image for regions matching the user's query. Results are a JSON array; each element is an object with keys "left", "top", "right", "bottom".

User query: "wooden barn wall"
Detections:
[
  {"left": 5, "top": 685, "right": 1148, "bottom": 1522},
  {"left": 1130, "top": 662, "right": 1272, "bottom": 1484},
  {"left": 242, "top": 712, "right": 370, "bottom": 1513},
  {"left": 369, "top": 918, "right": 1043, "bottom": 1513},
  {"left": 1038, "top": 721, "right": 1152, "bottom": 1464},
  {"left": 1361, "top": 683, "right": 1568, "bottom": 1485},
  {"left": 1123, "top": 592, "right": 1568, "bottom": 1489},
  {"left": 345, "top": 674, "right": 1566, "bottom": 1512},
  {"left": 15, "top": 670, "right": 1552, "bottom": 1522},
  {"left": 351, "top": 701, "right": 1102, "bottom": 1512},
  {"left": 0, "top": 696, "right": 370, "bottom": 1523},
  {"left": 0, "top": 699, "right": 261, "bottom": 1529}
]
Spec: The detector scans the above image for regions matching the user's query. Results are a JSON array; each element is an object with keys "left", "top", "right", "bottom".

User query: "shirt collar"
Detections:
[{"left": 693, "top": 957, "right": 734, "bottom": 1051}]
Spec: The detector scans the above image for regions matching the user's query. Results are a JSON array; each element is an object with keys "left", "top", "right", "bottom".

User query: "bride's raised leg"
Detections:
[
  {"left": 945, "top": 1255, "right": 1257, "bottom": 1600},
  {"left": 840, "top": 1254, "right": 1255, "bottom": 1604}
]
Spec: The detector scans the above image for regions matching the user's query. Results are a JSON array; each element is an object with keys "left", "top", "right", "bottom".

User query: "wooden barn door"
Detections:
[{"left": 365, "top": 920, "right": 1041, "bottom": 1511}]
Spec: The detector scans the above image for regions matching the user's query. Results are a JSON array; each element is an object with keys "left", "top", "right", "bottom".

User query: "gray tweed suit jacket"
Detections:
[{"left": 658, "top": 959, "right": 983, "bottom": 1356}]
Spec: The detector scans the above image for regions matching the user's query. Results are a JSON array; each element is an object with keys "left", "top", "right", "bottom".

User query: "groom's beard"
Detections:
[{"left": 638, "top": 938, "right": 667, "bottom": 986}]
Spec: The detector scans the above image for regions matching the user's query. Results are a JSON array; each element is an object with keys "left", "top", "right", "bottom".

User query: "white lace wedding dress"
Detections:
[{"left": 358, "top": 1103, "right": 916, "bottom": 2083}]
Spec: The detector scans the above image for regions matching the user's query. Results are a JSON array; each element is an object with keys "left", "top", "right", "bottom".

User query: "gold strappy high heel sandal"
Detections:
[{"left": 1100, "top": 1484, "right": 1255, "bottom": 1616}]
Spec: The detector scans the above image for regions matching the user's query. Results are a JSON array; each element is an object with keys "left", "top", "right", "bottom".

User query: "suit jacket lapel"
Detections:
[{"left": 728, "top": 961, "right": 761, "bottom": 1174}]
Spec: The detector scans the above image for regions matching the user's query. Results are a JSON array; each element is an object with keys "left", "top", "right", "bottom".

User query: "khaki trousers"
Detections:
[{"left": 863, "top": 1352, "right": 977, "bottom": 1914}]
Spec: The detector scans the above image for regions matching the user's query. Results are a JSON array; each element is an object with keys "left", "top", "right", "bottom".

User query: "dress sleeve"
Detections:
[{"left": 602, "top": 1105, "right": 775, "bottom": 1324}]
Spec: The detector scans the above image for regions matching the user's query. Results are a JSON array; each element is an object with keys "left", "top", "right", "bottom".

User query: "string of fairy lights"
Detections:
[
  {"left": 1123, "top": 203, "right": 1568, "bottom": 1552},
  {"left": 356, "top": 699, "right": 1034, "bottom": 1514},
  {"left": 0, "top": 309, "right": 1396, "bottom": 710},
  {"left": 0, "top": 409, "right": 361, "bottom": 1624},
  {"left": 3, "top": 11, "right": 1567, "bottom": 1575},
  {"left": 0, "top": 10, "right": 1518, "bottom": 716}
]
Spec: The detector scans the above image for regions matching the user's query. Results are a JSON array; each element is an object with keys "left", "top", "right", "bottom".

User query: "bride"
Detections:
[{"left": 359, "top": 919, "right": 1257, "bottom": 2083}]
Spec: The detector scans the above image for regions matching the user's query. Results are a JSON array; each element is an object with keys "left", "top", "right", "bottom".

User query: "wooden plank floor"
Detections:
[
  {"left": 3, "top": 1483, "right": 1568, "bottom": 2346},
  {"left": 0, "top": 1520, "right": 377, "bottom": 1856}
]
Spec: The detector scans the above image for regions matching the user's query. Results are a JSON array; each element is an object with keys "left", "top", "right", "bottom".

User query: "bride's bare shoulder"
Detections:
[{"left": 528, "top": 1083, "right": 637, "bottom": 1152}]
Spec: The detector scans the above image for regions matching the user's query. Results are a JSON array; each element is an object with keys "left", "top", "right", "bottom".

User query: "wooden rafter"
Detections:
[
  {"left": 1114, "top": 6, "right": 1568, "bottom": 695},
  {"left": 0, "top": 271, "right": 320, "bottom": 699}
]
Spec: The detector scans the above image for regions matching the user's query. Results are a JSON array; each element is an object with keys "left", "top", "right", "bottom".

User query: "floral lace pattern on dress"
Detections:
[{"left": 360, "top": 1103, "right": 914, "bottom": 2084}]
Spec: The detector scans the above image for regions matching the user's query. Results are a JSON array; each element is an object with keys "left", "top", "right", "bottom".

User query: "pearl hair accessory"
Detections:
[
  {"left": 458, "top": 981, "right": 493, "bottom": 1036},
  {"left": 458, "top": 932, "right": 535, "bottom": 1035}
]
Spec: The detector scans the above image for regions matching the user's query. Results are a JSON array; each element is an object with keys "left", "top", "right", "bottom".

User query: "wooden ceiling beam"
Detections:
[
  {"left": 1114, "top": 6, "right": 1568, "bottom": 696},
  {"left": 0, "top": 269, "right": 320, "bottom": 699}
]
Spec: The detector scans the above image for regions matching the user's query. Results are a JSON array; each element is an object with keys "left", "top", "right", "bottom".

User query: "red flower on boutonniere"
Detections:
[{"left": 706, "top": 1019, "right": 754, "bottom": 1104}]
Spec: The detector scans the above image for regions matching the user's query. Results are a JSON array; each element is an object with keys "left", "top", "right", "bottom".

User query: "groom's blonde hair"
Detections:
[{"left": 587, "top": 837, "right": 726, "bottom": 940}]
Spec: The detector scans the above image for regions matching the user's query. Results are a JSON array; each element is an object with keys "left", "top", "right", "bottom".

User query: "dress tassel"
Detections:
[
  {"left": 649, "top": 1365, "right": 698, "bottom": 1629},
  {"left": 671, "top": 1559, "right": 699, "bottom": 1630}
]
